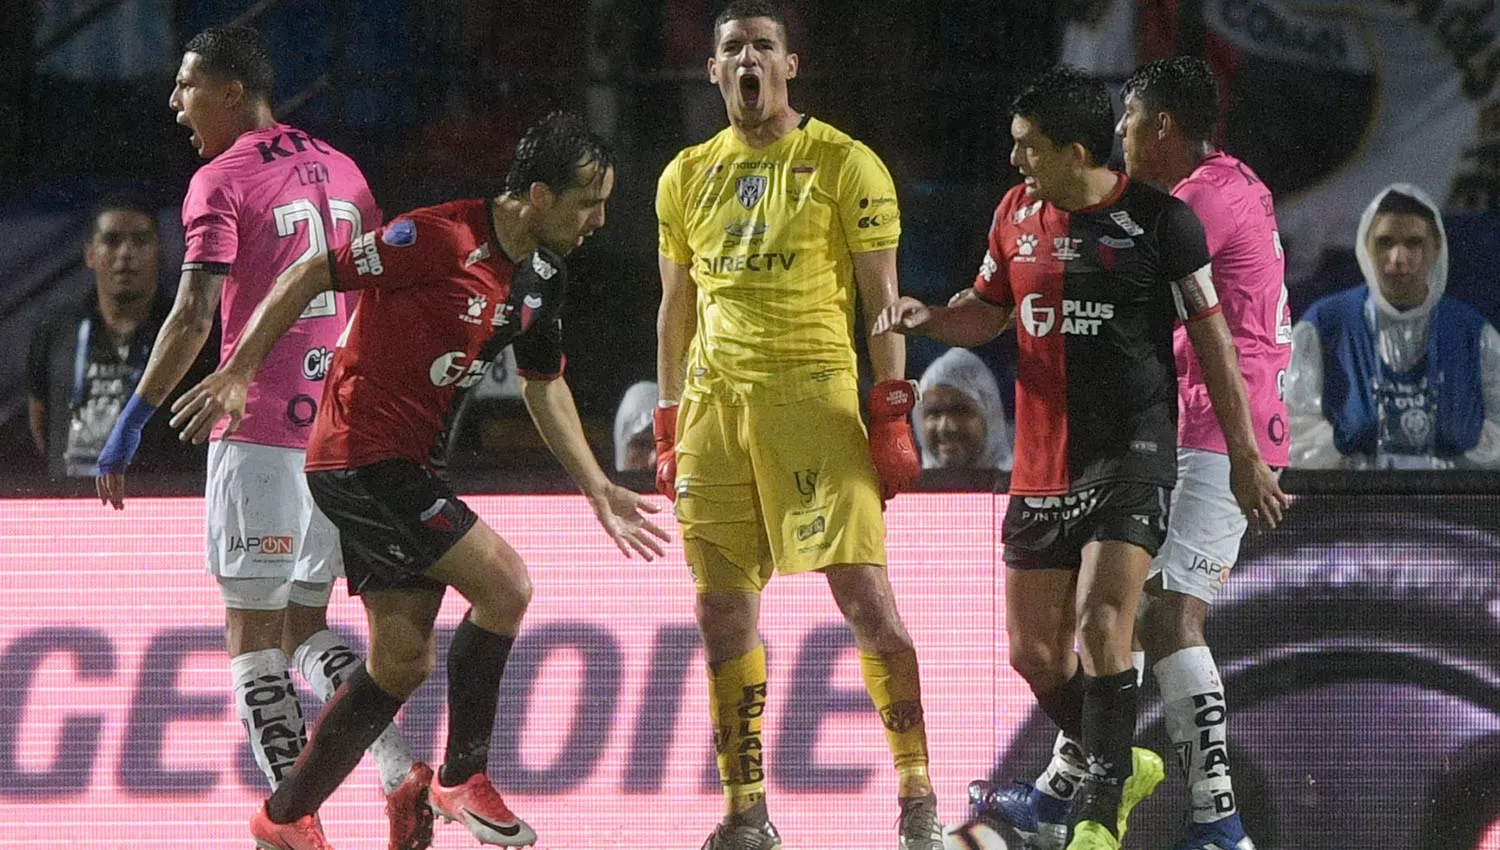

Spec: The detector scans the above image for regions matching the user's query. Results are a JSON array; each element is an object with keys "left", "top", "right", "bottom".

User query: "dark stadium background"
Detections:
[{"left": 3, "top": 3, "right": 1500, "bottom": 849}]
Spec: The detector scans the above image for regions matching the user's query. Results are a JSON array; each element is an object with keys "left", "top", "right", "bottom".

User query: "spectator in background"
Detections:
[
  {"left": 613, "top": 380, "right": 659, "bottom": 472},
  {"left": 1287, "top": 184, "right": 1500, "bottom": 469},
  {"left": 27, "top": 193, "right": 209, "bottom": 478},
  {"left": 914, "top": 348, "right": 1012, "bottom": 471}
]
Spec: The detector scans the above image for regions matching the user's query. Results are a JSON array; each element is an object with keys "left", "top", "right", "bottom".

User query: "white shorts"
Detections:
[
  {"left": 205, "top": 440, "right": 343, "bottom": 586},
  {"left": 1148, "top": 449, "right": 1247, "bottom": 604},
  {"left": 216, "top": 577, "right": 335, "bottom": 611}
]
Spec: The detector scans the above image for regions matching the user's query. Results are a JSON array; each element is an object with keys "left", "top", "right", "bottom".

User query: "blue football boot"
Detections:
[
  {"left": 1170, "top": 812, "right": 1256, "bottom": 850},
  {"left": 967, "top": 779, "right": 1071, "bottom": 850}
]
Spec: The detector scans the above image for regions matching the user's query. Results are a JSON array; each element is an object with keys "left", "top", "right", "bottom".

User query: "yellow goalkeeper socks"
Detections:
[
  {"left": 708, "top": 644, "right": 770, "bottom": 817},
  {"left": 859, "top": 648, "right": 933, "bottom": 798}
]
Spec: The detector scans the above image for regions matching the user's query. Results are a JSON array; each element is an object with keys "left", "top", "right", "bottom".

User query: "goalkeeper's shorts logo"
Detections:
[{"left": 795, "top": 515, "right": 826, "bottom": 541}]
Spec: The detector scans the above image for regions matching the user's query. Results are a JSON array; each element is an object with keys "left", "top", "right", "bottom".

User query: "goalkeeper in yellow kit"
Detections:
[{"left": 653, "top": 3, "right": 939, "bottom": 849}]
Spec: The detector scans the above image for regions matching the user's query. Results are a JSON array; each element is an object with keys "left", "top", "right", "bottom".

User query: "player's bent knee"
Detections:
[
  {"left": 471, "top": 559, "right": 531, "bottom": 624},
  {"left": 1009, "top": 642, "right": 1069, "bottom": 688},
  {"left": 366, "top": 644, "right": 433, "bottom": 698}
]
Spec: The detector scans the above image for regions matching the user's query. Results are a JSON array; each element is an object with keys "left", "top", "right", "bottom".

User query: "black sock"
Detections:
[
  {"left": 439, "top": 615, "right": 515, "bottom": 787},
  {"left": 1070, "top": 669, "right": 1139, "bottom": 835},
  {"left": 1035, "top": 661, "right": 1089, "bottom": 740},
  {"left": 267, "top": 663, "right": 404, "bottom": 823}
]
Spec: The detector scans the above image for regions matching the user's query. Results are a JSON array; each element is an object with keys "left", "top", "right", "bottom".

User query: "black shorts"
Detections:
[
  {"left": 307, "top": 459, "right": 479, "bottom": 595},
  {"left": 1002, "top": 481, "right": 1170, "bottom": 570}
]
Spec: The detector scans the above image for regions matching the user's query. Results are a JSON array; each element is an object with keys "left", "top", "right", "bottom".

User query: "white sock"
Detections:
[
  {"left": 1132, "top": 650, "right": 1146, "bottom": 686},
  {"left": 294, "top": 629, "right": 415, "bottom": 795},
  {"left": 1154, "top": 645, "right": 1237, "bottom": 824},
  {"left": 230, "top": 649, "right": 307, "bottom": 790},
  {"left": 1034, "top": 730, "right": 1087, "bottom": 801}
]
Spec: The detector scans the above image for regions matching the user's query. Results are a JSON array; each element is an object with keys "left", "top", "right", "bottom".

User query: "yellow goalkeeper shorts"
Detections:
[{"left": 673, "top": 388, "right": 887, "bottom": 593}]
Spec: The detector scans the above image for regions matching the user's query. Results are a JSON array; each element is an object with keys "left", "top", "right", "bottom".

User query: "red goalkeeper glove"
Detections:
[
  {"left": 653, "top": 404, "right": 679, "bottom": 501},
  {"left": 867, "top": 379, "right": 921, "bottom": 503}
]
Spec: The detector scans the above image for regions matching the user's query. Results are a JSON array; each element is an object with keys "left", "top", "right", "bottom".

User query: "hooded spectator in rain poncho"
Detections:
[
  {"left": 913, "top": 348, "right": 1013, "bottom": 471},
  {"left": 1286, "top": 183, "right": 1500, "bottom": 469},
  {"left": 613, "top": 381, "right": 660, "bottom": 472}
]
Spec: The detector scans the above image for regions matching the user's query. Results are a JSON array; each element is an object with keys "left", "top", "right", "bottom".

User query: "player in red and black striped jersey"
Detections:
[
  {"left": 877, "top": 68, "right": 1285, "bottom": 850},
  {"left": 174, "top": 111, "right": 669, "bottom": 850}
]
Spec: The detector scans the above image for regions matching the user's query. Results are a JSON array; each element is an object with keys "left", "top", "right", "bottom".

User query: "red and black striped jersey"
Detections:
[
  {"left": 974, "top": 175, "right": 1215, "bottom": 496},
  {"left": 309, "top": 199, "right": 567, "bottom": 472}
]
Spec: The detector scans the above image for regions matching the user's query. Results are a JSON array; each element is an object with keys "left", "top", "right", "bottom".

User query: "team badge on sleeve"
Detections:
[{"left": 382, "top": 219, "right": 416, "bottom": 246}]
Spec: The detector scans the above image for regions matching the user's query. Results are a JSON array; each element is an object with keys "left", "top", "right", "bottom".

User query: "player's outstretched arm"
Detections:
[
  {"left": 1184, "top": 302, "right": 1289, "bottom": 528},
  {"left": 653, "top": 255, "right": 698, "bottom": 501},
  {"left": 520, "top": 375, "right": 669, "bottom": 560},
  {"left": 169, "top": 255, "right": 331, "bottom": 444},
  {"left": 854, "top": 249, "right": 921, "bottom": 501},
  {"left": 872, "top": 295, "right": 1011, "bottom": 347},
  {"left": 96, "top": 268, "right": 224, "bottom": 509}
]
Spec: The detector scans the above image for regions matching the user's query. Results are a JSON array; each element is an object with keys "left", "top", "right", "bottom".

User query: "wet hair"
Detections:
[
  {"left": 183, "top": 25, "right": 275, "bottom": 100},
  {"left": 1374, "top": 191, "right": 1440, "bottom": 238},
  {"left": 89, "top": 192, "right": 158, "bottom": 238},
  {"left": 1010, "top": 66, "right": 1115, "bottom": 166},
  {"left": 504, "top": 110, "right": 616, "bottom": 197},
  {"left": 1121, "top": 56, "right": 1220, "bottom": 143},
  {"left": 714, "top": 0, "right": 790, "bottom": 50}
]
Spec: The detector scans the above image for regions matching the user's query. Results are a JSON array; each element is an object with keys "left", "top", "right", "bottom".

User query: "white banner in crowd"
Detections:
[{"left": 1201, "top": 0, "right": 1495, "bottom": 283}]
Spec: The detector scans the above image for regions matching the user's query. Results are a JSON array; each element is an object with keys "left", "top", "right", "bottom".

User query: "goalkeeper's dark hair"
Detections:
[
  {"left": 714, "top": 0, "right": 790, "bottom": 50},
  {"left": 1374, "top": 190, "right": 1441, "bottom": 238},
  {"left": 184, "top": 25, "right": 275, "bottom": 101},
  {"left": 1010, "top": 66, "right": 1115, "bottom": 167},
  {"left": 89, "top": 192, "right": 158, "bottom": 238},
  {"left": 1121, "top": 56, "right": 1220, "bottom": 144},
  {"left": 505, "top": 111, "right": 616, "bottom": 198}
]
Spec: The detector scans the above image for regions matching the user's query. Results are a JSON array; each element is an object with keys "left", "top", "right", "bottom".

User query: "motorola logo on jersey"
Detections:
[
  {"left": 1019, "top": 294, "right": 1115, "bottom": 338},
  {"left": 301, "top": 347, "right": 333, "bottom": 380},
  {"left": 429, "top": 351, "right": 492, "bottom": 388}
]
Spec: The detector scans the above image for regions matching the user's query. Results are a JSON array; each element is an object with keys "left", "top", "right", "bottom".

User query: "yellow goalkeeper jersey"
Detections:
[{"left": 656, "top": 116, "right": 901, "bottom": 405}]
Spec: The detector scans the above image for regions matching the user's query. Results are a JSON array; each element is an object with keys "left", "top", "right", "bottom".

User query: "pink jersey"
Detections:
[
  {"left": 181, "top": 123, "right": 381, "bottom": 448},
  {"left": 1171, "top": 151, "right": 1291, "bottom": 466}
]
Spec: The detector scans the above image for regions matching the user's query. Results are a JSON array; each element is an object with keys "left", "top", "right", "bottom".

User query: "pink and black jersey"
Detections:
[
  {"left": 1172, "top": 151, "right": 1292, "bottom": 466},
  {"left": 181, "top": 122, "right": 380, "bottom": 448},
  {"left": 974, "top": 176, "right": 1215, "bottom": 496},
  {"left": 307, "top": 199, "right": 567, "bottom": 472}
]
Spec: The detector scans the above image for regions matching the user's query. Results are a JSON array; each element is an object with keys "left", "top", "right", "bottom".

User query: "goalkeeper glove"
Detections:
[
  {"left": 653, "top": 403, "right": 679, "bottom": 501},
  {"left": 867, "top": 379, "right": 921, "bottom": 503}
]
